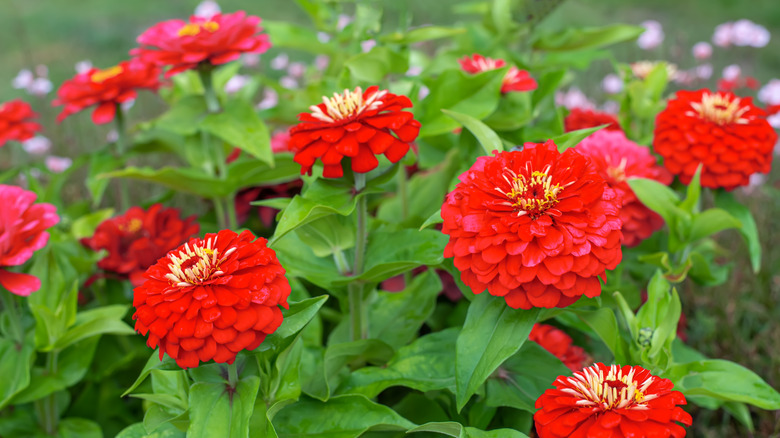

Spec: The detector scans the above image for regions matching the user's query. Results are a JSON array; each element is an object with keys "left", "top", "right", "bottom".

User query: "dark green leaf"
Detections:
[
  {"left": 58, "top": 417, "right": 102, "bottom": 438},
  {"left": 407, "top": 421, "right": 530, "bottom": 438},
  {"left": 350, "top": 229, "right": 448, "bottom": 284},
  {"left": 0, "top": 333, "right": 36, "bottom": 409}
]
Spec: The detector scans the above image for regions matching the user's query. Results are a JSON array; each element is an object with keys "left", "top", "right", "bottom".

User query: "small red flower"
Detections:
[
  {"left": 654, "top": 89, "right": 777, "bottom": 190},
  {"left": 441, "top": 141, "right": 622, "bottom": 309},
  {"left": 289, "top": 86, "right": 420, "bottom": 178},
  {"left": 576, "top": 130, "right": 673, "bottom": 247},
  {"left": 0, "top": 185, "right": 59, "bottom": 296},
  {"left": 529, "top": 324, "right": 589, "bottom": 371},
  {"left": 133, "top": 11, "right": 271, "bottom": 77},
  {"left": 53, "top": 59, "right": 161, "bottom": 125},
  {"left": 0, "top": 100, "right": 41, "bottom": 148},
  {"left": 534, "top": 363, "right": 692, "bottom": 438},
  {"left": 133, "top": 229, "right": 290, "bottom": 369},
  {"left": 82, "top": 204, "right": 199, "bottom": 286},
  {"left": 564, "top": 108, "right": 622, "bottom": 133},
  {"left": 458, "top": 54, "right": 537, "bottom": 93}
]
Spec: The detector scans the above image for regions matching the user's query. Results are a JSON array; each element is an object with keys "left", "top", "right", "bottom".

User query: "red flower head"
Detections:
[
  {"left": 529, "top": 323, "right": 589, "bottom": 371},
  {"left": 458, "top": 54, "right": 537, "bottom": 93},
  {"left": 0, "top": 100, "right": 41, "bottom": 147},
  {"left": 53, "top": 59, "right": 161, "bottom": 125},
  {"left": 564, "top": 108, "right": 622, "bottom": 133},
  {"left": 441, "top": 141, "right": 623, "bottom": 309},
  {"left": 132, "top": 229, "right": 290, "bottom": 369},
  {"left": 133, "top": 11, "right": 271, "bottom": 77},
  {"left": 82, "top": 204, "right": 199, "bottom": 286},
  {"left": 653, "top": 89, "right": 777, "bottom": 190},
  {"left": 0, "top": 185, "right": 59, "bottom": 296},
  {"left": 534, "top": 363, "right": 692, "bottom": 438},
  {"left": 289, "top": 86, "right": 420, "bottom": 178},
  {"left": 576, "top": 130, "right": 673, "bottom": 247}
]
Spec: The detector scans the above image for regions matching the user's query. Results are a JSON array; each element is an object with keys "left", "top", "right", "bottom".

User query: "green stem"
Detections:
[
  {"left": 213, "top": 196, "right": 227, "bottom": 229},
  {"left": 397, "top": 169, "right": 412, "bottom": 287},
  {"left": 225, "top": 193, "right": 238, "bottom": 230},
  {"left": 198, "top": 67, "right": 227, "bottom": 179},
  {"left": 38, "top": 351, "right": 59, "bottom": 435},
  {"left": 114, "top": 105, "right": 130, "bottom": 210},
  {"left": 348, "top": 173, "right": 368, "bottom": 341},
  {"left": 333, "top": 249, "right": 351, "bottom": 275},
  {"left": 227, "top": 362, "right": 239, "bottom": 389},
  {"left": 0, "top": 288, "right": 24, "bottom": 347}
]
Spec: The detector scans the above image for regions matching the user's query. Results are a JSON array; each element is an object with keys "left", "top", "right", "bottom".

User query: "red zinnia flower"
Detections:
[
  {"left": 132, "top": 229, "right": 290, "bottom": 369},
  {"left": 441, "top": 140, "right": 623, "bottom": 309},
  {"left": 82, "top": 204, "right": 199, "bottom": 286},
  {"left": 576, "top": 130, "right": 673, "bottom": 247},
  {"left": 458, "top": 54, "right": 537, "bottom": 93},
  {"left": 53, "top": 59, "right": 161, "bottom": 124},
  {"left": 0, "top": 185, "right": 59, "bottom": 296},
  {"left": 529, "top": 324, "right": 589, "bottom": 371},
  {"left": 653, "top": 89, "right": 777, "bottom": 190},
  {"left": 0, "top": 100, "right": 40, "bottom": 148},
  {"left": 289, "top": 86, "right": 420, "bottom": 178},
  {"left": 534, "top": 363, "right": 692, "bottom": 438},
  {"left": 564, "top": 108, "right": 622, "bottom": 133},
  {"left": 133, "top": 11, "right": 271, "bottom": 77}
]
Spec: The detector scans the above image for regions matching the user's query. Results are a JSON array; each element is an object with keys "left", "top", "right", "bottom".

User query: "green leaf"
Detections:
[
  {"left": 455, "top": 294, "right": 540, "bottom": 411},
  {"left": 352, "top": 229, "right": 448, "bottom": 284},
  {"left": 550, "top": 125, "right": 605, "bottom": 151},
  {"left": 379, "top": 26, "right": 466, "bottom": 44},
  {"left": 628, "top": 177, "right": 684, "bottom": 226},
  {"left": 123, "top": 353, "right": 181, "bottom": 397},
  {"left": 679, "top": 164, "right": 702, "bottom": 213},
  {"left": 263, "top": 20, "right": 335, "bottom": 55},
  {"left": 70, "top": 208, "right": 114, "bottom": 240},
  {"left": 0, "top": 333, "right": 36, "bottom": 409},
  {"left": 272, "top": 394, "right": 415, "bottom": 437},
  {"left": 665, "top": 359, "right": 780, "bottom": 410},
  {"left": 571, "top": 307, "right": 629, "bottom": 363},
  {"left": 58, "top": 417, "right": 103, "bottom": 438},
  {"left": 257, "top": 295, "right": 329, "bottom": 356},
  {"left": 715, "top": 191, "right": 761, "bottom": 272},
  {"left": 87, "top": 152, "right": 123, "bottom": 207},
  {"left": 407, "top": 421, "right": 530, "bottom": 438},
  {"left": 420, "top": 209, "right": 444, "bottom": 230},
  {"left": 200, "top": 99, "right": 273, "bottom": 166},
  {"left": 308, "top": 339, "right": 395, "bottom": 400},
  {"left": 443, "top": 109, "right": 503, "bottom": 154},
  {"left": 294, "top": 214, "right": 355, "bottom": 258},
  {"left": 345, "top": 47, "right": 409, "bottom": 83},
  {"left": 491, "top": 0, "right": 515, "bottom": 35},
  {"left": 341, "top": 328, "right": 458, "bottom": 398},
  {"left": 273, "top": 233, "right": 341, "bottom": 289},
  {"left": 187, "top": 376, "right": 261, "bottom": 438},
  {"left": 688, "top": 208, "right": 741, "bottom": 242},
  {"left": 153, "top": 95, "right": 207, "bottom": 136},
  {"left": 117, "top": 422, "right": 186, "bottom": 438},
  {"left": 532, "top": 24, "right": 645, "bottom": 51},
  {"left": 49, "top": 304, "right": 135, "bottom": 351},
  {"left": 102, "top": 166, "right": 231, "bottom": 198}
]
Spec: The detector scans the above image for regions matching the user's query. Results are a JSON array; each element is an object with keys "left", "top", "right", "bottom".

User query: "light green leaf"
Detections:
[
  {"left": 349, "top": 229, "right": 448, "bottom": 284},
  {"left": 407, "top": 421, "right": 529, "bottom": 438},
  {"left": 0, "top": 333, "right": 36, "bottom": 409},
  {"left": 200, "top": 99, "right": 273, "bottom": 166},
  {"left": 59, "top": 417, "right": 103, "bottom": 438},
  {"left": 379, "top": 26, "right": 466, "bottom": 44},
  {"left": 345, "top": 47, "right": 409, "bottom": 83},
  {"left": 532, "top": 24, "right": 645, "bottom": 51},
  {"left": 715, "top": 191, "right": 761, "bottom": 272},
  {"left": 420, "top": 209, "right": 444, "bottom": 230},
  {"left": 551, "top": 125, "right": 605, "bottom": 151},
  {"left": 187, "top": 376, "right": 260, "bottom": 438},
  {"left": 49, "top": 304, "right": 135, "bottom": 351},
  {"left": 264, "top": 20, "right": 335, "bottom": 55},
  {"left": 688, "top": 208, "right": 741, "bottom": 242},
  {"left": 443, "top": 109, "right": 503, "bottom": 154}
]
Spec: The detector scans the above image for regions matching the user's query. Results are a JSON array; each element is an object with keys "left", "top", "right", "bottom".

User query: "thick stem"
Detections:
[
  {"left": 114, "top": 106, "right": 130, "bottom": 210},
  {"left": 225, "top": 193, "right": 238, "bottom": 230},
  {"left": 213, "top": 196, "right": 228, "bottom": 229},
  {"left": 348, "top": 173, "right": 369, "bottom": 341},
  {"left": 198, "top": 67, "right": 227, "bottom": 179},
  {"left": 38, "top": 351, "right": 59, "bottom": 435},
  {"left": 0, "top": 288, "right": 24, "bottom": 347},
  {"left": 227, "top": 362, "right": 239, "bottom": 389}
]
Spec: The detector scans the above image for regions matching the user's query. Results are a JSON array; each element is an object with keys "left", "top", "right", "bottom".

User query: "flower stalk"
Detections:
[
  {"left": 114, "top": 105, "right": 130, "bottom": 210},
  {"left": 349, "top": 173, "right": 368, "bottom": 341}
]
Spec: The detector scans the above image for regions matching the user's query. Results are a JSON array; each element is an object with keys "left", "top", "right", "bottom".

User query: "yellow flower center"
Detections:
[
  {"left": 496, "top": 165, "right": 565, "bottom": 218},
  {"left": 309, "top": 87, "right": 388, "bottom": 123},
  {"left": 164, "top": 236, "right": 235, "bottom": 288},
  {"left": 605, "top": 156, "right": 628, "bottom": 182},
  {"left": 689, "top": 92, "right": 750, "bottom": 125},
  {"left": 177, "top": 21, "right": 220, "bottom": 37},
  {"left": 119, "top": 218, "right": 143, "bottom": 234},
  {"left": 90, "top": 65, "right": 124, "bottom": 83},
  {"left": 563, "top": 364, "right": 655, "bottom": 411}
]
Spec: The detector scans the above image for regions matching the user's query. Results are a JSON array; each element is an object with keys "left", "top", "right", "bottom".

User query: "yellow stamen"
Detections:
[
  {"left": 563, "top": 364, "right": 653, "bottom": 411},
  {"left": 90, "top": 66, "right": 124, "bottom": 83},
  {"left": 309, "top": 87, "right": 388, "bottom": 123},
  {"left": 495, "top": 165, "right": 564, "bottom": 219},
  {"left": 119, "top": 218, "right": 143, "bottom": 234},
  {"left": 164, "top": 236, "right": 235, "bottom": 289},
  {"left": 688, "top": 92, "right": 750, "bottom": 125},
  {"left": 177, "top": 21, "right": 220, "bottom": 37}
]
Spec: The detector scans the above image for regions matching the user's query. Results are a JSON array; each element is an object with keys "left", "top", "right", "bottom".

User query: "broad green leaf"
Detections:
[
  {"left": 263, "top": 20, "right": 335, "bottom": 54},
  {"left": 294, "top": 214, "right": 355, "bottom": 258},
  {"left": 350, "top": 229, "right": 448, "bottom": 284},
  {"left": 153, "top": 95, "right": 207, "bottom": 136},
  {"left": 272, "top": 394, "right": 415, "bottom": 437},
  {"left": 308, "top": 339, "right": 395, "bottom": 400},
  {"left": 345, "top": 47, "right": 409, "bottom": 83},
  {"left": 483, "top": 91, "right": 535, "bottom": 132},
  {"left": 87, "top": 152, "right": 123, "bottom": 207},
  {"left": 116, "top": 422, "right": 185, "bottom": 438},
  {"left": 532, "top": 24, "right": 645, "bottom": 51},
  {"left": 227, "top": 154, "right": 301, "bottom": 190},
  {"left": 455, "top": 294, "right": 540, "bottom": 411},
  {"left": 628, "top": 177, "right": 685, "bottom": 227},
  {"left": 491, "top": 0, "right": 515, "bottom": 35},
  {"left": 407, "top": 421, "right": 530, "bottom": 438},
  {"left": 257, "top": 295, "right": 329, "bottom": 356},
  {"left": 187, "top": 376, "right": 261, "bottom": 438},
  {"left": 70, "top": 208, "right": 114, "bottom": 240},
  {"left": 688, "top": 208, "right": 741, "bottom": 242},
  {"left": 341, "top": 328, "right": 458, "bottom": 398},
  {"left": 443, "top": 109, "right": 503, "bottom": 154},
  {"left": 0, "top": 333, "right": 36, "bottom": 409},
  {"left": 379, "top": 26, "right": 466, "bottom": 44},
  {"left": 102, "top": 166, "right": 231, "bottom": 198},
  {"left": 679, "top": 165, "right": 702, "bottom": 213},
  {"left": 273, "top": 233, "right": 341, "bottom": 289},
  {"left": 420, "top": 209, "right": 444, "bottom": 230},
  {"left": 59, "top": 417, "right": 102, "bottom": 438},
  {"left": 715, "top": 191, "right": 761, "bottom": 272},
  {"left": 200, "top": 99, "right": 273, "bottom": 166},
  {"left": 571, "top": 307, "right": 629, "bottom": 363},
  {"left": 123, "top": 353, "right": 181, "bottom": 397},
  {"left": 550, "top": 125, "right": 605, "bottom": 151},
  {"left": 49, "top": 304, "right": 135, "bottom": 351}
]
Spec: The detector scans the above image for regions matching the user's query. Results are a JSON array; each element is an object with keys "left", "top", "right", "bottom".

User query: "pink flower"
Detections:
[
  {"left": 45, "top": 156, "right": 73, "bottom": 173},
  {"left": 194, "top": 0, "right": 220, "bottom": 18},
  {"left": 692, "top": 42, "right": 712, "bottom": 60},
  {"left": 758, "top": 79, "right": 780, "bottom": 106},
  {"left": 637, "top": 20, "right": 664, "bottom": 50},
  {"left": 601, "top": 74, "right": 623, "bottom": 94},
  {"left": 713, "top": 22, "right": 734, "bottom": 47},
  {"left": 0, "top": 185, "right": 60, "bottom": 296}
]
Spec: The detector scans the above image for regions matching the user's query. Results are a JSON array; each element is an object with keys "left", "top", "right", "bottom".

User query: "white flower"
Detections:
[
  {"left": 75, "top": 60, "right": 93, "bottom": 74},
  {"left": 692, "top": 42, "right": 712, "bottom": 60},
  {"left": 555, "top": 87, "right": 594, "bottom": 110},
  {"left": 45, "top": 156, "right": 73, "bottom": 173},
  {"left": 602, "top": 101, "right": 620, "bottom": 114},
  {"left": 418, "top": 86, "right": 430, "bottom": 101},
  {"left": 722, "top": 64, "right": 741, "bottom": 81},
  {"left": 695, "top": 64, "right": 713, "bottom": 80},
  {"left": 601, "top": 74, "right": 623, "bottom": 94},
  {"left": 28, "top": 78, "right": 53, "bottom": 96},
  {"left": 224, "top": 75, "right": 250, "bottom": 94},
  {"left": 637, "top": 20, "right": 664, "bottom": 50},
  {"left": 35, "top": 65, "right": 49, "bottom": 77},
  {"left": 22, "top": 136, "right": 51, "bottom": 155},
  {"left": 270, "top": 54, "right": 289, "bottom": 70},
  {"left": 758, "top": 79, "right": 780, "bottom": 105},
  {"left": 12, "top": 69, "right": 34, "bottom": 89},
  {"left": 107, "top": 129, "right": 119, "bottom": 143},
  {"left": 713, "top": 22, "right": 733, "bottom": 47},
  {"left": 257, "top": 88, "right": 279, "bottom": 110},
  {"left": 194, "top": 0, "right": 220, "bottom": 18}
]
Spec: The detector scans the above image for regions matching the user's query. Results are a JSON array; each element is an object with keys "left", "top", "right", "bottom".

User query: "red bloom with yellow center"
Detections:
[
  {"left": 441, "top": 141, "right": 622, "bottom": 309},
  {"left": 534, "top": 363, "right": 692, "bottom": 438},
  {"left": 576, "top": 130, "right": 673, "bottom": 247},
  {"left": 0, "top": 100, "right": 40, "bottom": 148},
  {"left": 53, "top": 59, "right": 161, "bottom": 125},
  {"left": 133, "top": 229, "right": 290, "bottom": 369},
  {"left": 289, "top": 86, "right": 420, "bottom": 178},
  {"left": 132, "top": 11, "right": 271, "bottom": 77},
  {"left": 529, "top": 323, "right": 589, "bottom": 371},
  {"left": 82, "top": 204, "right": 199, "bottom": 287},
  {"left": 653, "top": 89, "right": 777, "bottom": 190},
  {"left": 458, "top": 54, "right": 537, "bottom": 93},
  {"left": 565, "top": 108, "right": 622, "bottom": 133}
]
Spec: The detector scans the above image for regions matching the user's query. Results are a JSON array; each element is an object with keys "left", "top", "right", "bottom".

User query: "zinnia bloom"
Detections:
[
  {"left": 0, "top": 185, "right": 59, "bottom": 296},
  {"left": 132, "top": 11, "right": 271, "bottom": 77},
  {"left": 458, "top": 54, "right": 537, "bottom": 93},
  {"left": 529, "top": 323, "right": 589, "bottom": 371},
  {"left": 441, "top": 140, "right": 622, "bottom": 309},
  {"left": 132, "top": 229, "right": 290, "bottom": 369},
  {"left": 289, "top": 86, "right": 420, "bottom": 178},
  {"left": 564, "top": 108, "right": 622, "bottom": 133},
  {"left": 653, "top": 89, "right": 777, "bottom": 190},
  {"left": 576, "top": 130, "right": 672, "bottom": 247},
  {"left": 534, "top": 363, "right": 692, "bottom": 438},
  {"left": 82, "top": 204, "right": 199, "bottom": 286},
  {"left": 0, "top": 100, "right": 40, "bottom": 148},
  {"left": 53, "top": 59, "right": 160, "bottom": 125}
]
